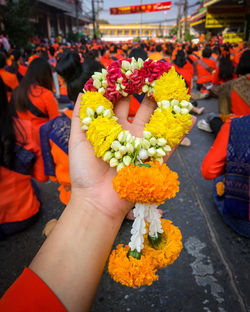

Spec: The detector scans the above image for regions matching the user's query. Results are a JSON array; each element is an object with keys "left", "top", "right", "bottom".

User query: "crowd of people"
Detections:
[{"left": 0, "top": 34, "right": 249, "bottom": 310}]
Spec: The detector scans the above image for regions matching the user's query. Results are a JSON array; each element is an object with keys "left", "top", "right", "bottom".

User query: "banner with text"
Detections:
[{"left": 110, "top": 1, "right": 171, "bottom": 15}]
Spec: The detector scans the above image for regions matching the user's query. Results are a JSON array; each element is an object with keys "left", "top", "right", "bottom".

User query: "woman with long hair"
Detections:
[
  {"left": 12, "top": 57, "right": 60, "bottom": 129},
  {"left": 0, "top": 76, "right": 47, "bottom": 239},
  {"left": 212, "top": 46, "right": 236, "bottom": 85}
]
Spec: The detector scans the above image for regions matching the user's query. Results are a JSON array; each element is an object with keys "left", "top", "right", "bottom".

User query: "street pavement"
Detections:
[{"left": 0, "top": 96, "right": 250, "bottom": 312}]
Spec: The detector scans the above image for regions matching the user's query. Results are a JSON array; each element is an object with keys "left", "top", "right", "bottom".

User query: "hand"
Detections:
[{"left": 69, "top": 94, "right": 196, "bottom": 219}]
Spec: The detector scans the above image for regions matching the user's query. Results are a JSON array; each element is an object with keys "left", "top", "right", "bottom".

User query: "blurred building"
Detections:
[
  {"left": 189, "top": 0, "right": 250, "bottom": 42},
  {"left": 35, "top": 0, "right": 90, "bottom": 38},
  {"left": 89, "top": 24, "right": 172, "bottom": 42}
]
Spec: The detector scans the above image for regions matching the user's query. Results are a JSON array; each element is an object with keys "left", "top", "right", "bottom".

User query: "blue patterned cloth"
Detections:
[
  {"left": 213, "top": 115, "right": 250, "bottom": 237},
  {"left": 40, "top": 112, "right": 71, "bottom": 177}
]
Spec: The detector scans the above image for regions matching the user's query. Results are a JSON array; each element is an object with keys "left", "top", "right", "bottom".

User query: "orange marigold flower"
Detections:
[
  {"left": 143, "top": 219, "right": 183, "bottom": 269},
  {"left": 112, "top": 161, "right": 180, "bottom": 204},
  {"left": 216, "top": 181, "right": 225, "bottom": 196},
  {"left": 108, "top": 244, "right": 159, "bottom": 288}
]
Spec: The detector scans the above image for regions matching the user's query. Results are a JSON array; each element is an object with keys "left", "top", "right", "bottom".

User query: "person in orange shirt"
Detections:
[
  {"left": 0, "top": 76, "right": 47, "bottom": 239},
  {"left": 6, "top": 49, "right": 28, "bottom": 81},
  {"left": 0, "top": 52, "right": 19, "bottom": 101},
  {"left": 12, "top": 57, "right": 60, "bottom": 130},
  {"left": 196, "top": 47, "right": 216, "bottom": 93},
  {"left": 201, "top": 115, "right": 250, "bottom": 237}
]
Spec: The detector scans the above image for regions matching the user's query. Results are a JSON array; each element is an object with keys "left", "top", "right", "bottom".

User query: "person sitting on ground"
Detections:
[
  {"left": 12, "top": 57, "right": 60, "bottom": 130},
  {"left": 197, "top": 50, "right": 250, "bottom": 136},
  {"left": 201, "top": 114, "right": 250, "bottom": 237},
  {"left": 196, "top": 47, "right": 216, "bottom": 95},
  {"left": 0, "top": 76, "right": 47, "bottom": 240},
  {"left": 129, "top": 43, "right": 148, "bottom": 61}
]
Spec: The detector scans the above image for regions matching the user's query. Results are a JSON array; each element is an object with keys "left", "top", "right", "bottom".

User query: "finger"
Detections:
[
  {"left": 133, "top": 96, "right": 157, "bottom": 125},
  {"left": 114, "top": 95, "right": 131, "bottom": 121},
  {"left": 69, "top": 93, "right": 85, "bottom": 147}
]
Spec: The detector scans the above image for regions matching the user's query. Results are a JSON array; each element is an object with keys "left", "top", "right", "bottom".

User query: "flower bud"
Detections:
[
  {"left": 119, "top": 146, "right": 127, "bottom": 155},
  {"left": 149, "top": 137, "right": 157, "bottom": 146},
  {"left": 173, "top": 105, "right": 181, "bottom": 114},
  {"left": 98, "top": 87, "right": 105, "bottom": 94},
  {"left": 118, "top": 131, "right": 126, "bottom": 143},
  {"left": 102, "top": 80, "right": 108, "bottom": 88},
  {"left": 122, "top": 60, "right": 131, "bottom": 71},
  {"left": 111, "top": 140, "right": 121, "bottom": 151},
  {"left": 180, "top": 108, "right": 189, "bottom": 115},
  {"left": 120, "top": 84, "right": 126, "bottom": 90},
  {"left": 110, "top": 158, "right": 118, "bottom": 167},
  {"left": 116, "top": 84, "right": 121, "bottom": 91},
  {"left": 117, "top": 77, "right": 123, "bottom": 84},
  {"left": 180, "top": 100, "right": 189, "bottom": 107},
  {"left": 103, "top": 109, "right": 112, "bottom": 118},
  {"left": 142, "top": 85, "right": 149, "bottom": 93},
  {"left": 102, "top": 68, "right": 108, "bottom": 76},
  {"left": 96, "top": 105, "right": 104, "bottom": 114},
  {"left": 121, "top": 91, "right": 128, "bottom": 97},
  {"left": 138, "top": 149, "right": 148, "bottom": 160},
  {"left": 157, "top": 138, "right": 167, "bottom": 146},
  {"left": 81, "top": 124, "right": 88, "bottom": 131},
  {"left": 171, "top": 99, "right": 179, "bottom": 106},
  {"left": 163, "top": 145, "right": 171, "bottom": 152},
  {"left": 145, "top": 77, "right": 149, "bottom": 84},
  {"left": 123, "top": 155, "right": 131, "bottom": 166},
  {"left": 125, "top": 70, "right": 132, "bottom": 78},
  {"left": 137, "top": 58, "right": 144, "bottom": 69},
  {"left": 93, "top": 72, "right": 103, "bottom": 79},
  {"left": 156, "top": 148, "right": 166, "bottom": 157},
  {"left": 86, "top": 107, "right": 94, "bottom": 117},
  {"left": 141, "top": 139, "right": 150, "bottom": 150},
  {"left": 112, "top": 116, "right": 118, "bottom": 121},
  {"left": 134, "top": 138, "right": 141, "bottom": 149},
  {"left": 115, "top": 151, "right": 122, "bottom": 160},
  {"left": 125, "top": 132, "right": 132, "bottom": 143},
  {"left": 143, "top": 131, "right": 152, "bottom": 139},
  {"left": 103, "top": 151, "right": 113, "bottom": 162},
  {"left": 148, "top": 147, "right": 156, "bottom": 156},
  {"left": 93, "top": 79, "right": 102, "bottom": 89},
  {"left": 188, "top": 102, "right": 193, "bottom": 111},
  {"left": 156, "top": 157, "right": 163, "bottom": 164},
  {"left": 157, "top": 101, "right": 162, "bottom": 108},
  {"left": 126, "top": 143, "right": 134, "bottom": 154},
  {"left": 161, "top": 100, "right": 170, "bottom": 109},
  {"left": 117, "top": 162, "right": 125, "bottom": 171},
  {"left": 82, "top": 117, "right": 92, "bottom": 125}
]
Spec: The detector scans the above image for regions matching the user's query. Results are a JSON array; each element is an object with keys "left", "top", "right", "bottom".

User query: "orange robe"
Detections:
[
  {"left": 148, "top": 51, "right": 163, "bottom": 61},
  {"left": 0, "top": 119, "right": 47, "bottom": 224},
  {"left": 18, "top": 85, "right": 60, "bottom": 130},
  {"left": 0, "top": 68, "right": 19, "bottom": 100},
  {"left": 196, "top": 57, "right": 216, "bottom": 85}
]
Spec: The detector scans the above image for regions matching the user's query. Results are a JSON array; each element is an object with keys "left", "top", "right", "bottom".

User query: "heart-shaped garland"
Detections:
[{"left": 79, "top": 58, "right": 193, "bottom": 288}]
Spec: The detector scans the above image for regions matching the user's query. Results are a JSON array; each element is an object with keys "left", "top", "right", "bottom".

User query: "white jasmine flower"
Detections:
[
  {"left": 138, "top": 149, "right": 148, "bottom": 160},
  {"left": 110, "top": 158, "right": 118, "bottom": 167},
  {"left": 103, "top": 151, "right": 113, "bottom": 162},
  {"left": 123, "top": 155, "right": 131, "bottom": 166},
  {"left": 93, "top": 79, "right": 102, "bottom": 89},
  {"left": 141, "top": 139, "right": 150, "bottom": 150},
  {"left": 143, "top": 131, "right": 152, "bottom": 139},
  {"left": 111, "top": 140, "right": 121, "bottom": 151},
  {"left": 86, "top": 107, "right": 94, "bottom": 117},
  {"left": 156, "top": 148, "right": 166, "bottom": 157},
  {"left": 149, "top": 137, "right": 157, "bottom": 146},
  {"left": 117, "top": 162, "right": 125, "bottom": 171},
  {"left": 121, "top": 60, "right": 131, "bottom": 71},
  {"left": 103, "top": 109, "right": 112, "bottom": 118},
  {"left": 148, "top": 147, "right": 156, "bottom": 156},
  {"left": 119, "top": 146, "right": 127, "bottom": 155},
  {"left": 126, "top": 143, "right": 134, "bottom": 154},
  {"left": 157, "top": 138, "right": 167, "bottom": 146},
  {"left": 96, "top": 106, "right": 104, "bottom": 114},
  {"left": 173, "top": 105, "right": 181, "bottom": 114},
  {"left": 98, "top": 87, "right": 105, "bottom": 94},
  {"left": 115, "top": 151, "right": 122, "bottom": 159},
  {"left": 82, "top": 117, "right": 92, "bottom": 125}
]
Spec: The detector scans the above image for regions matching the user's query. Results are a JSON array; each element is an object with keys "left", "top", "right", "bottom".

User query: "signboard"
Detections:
[
  {"left": 223, "top": 33, "right": 244, "bottom": 43},
  {"left": 205, "top": 6, "right": 245, "bottom": 28},
  {"left": 110, "top": 1, "right": 171, "bottom": 15}
]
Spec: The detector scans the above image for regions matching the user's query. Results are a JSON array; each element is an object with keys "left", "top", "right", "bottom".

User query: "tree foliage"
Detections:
[{"left": 2, "top": 0, "right": 37, "bottom": 48}]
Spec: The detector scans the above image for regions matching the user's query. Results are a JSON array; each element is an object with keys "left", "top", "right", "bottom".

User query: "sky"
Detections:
[{"left": 83, "top": 0, "right": 200, "bottom": 25}]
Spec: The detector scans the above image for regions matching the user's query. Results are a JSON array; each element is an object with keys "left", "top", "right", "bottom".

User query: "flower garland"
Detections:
[{"left": 80, "top": 58, "right": 193, "bottom": 288}]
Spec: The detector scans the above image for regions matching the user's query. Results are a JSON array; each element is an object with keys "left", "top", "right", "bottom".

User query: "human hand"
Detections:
[{"left": 69, "top": 94, "right": 195, "bottom": 219}]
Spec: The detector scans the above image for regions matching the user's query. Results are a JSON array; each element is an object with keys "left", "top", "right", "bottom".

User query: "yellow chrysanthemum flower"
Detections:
[
  {"left": 143, "top": 219, "right": 183, "bottom": 269},
  {"left": 153, "top": 67, "right": 190, "bottom": 103},
  {"left": 144, "top": 109, "right": 192, "bottom": 148},
  {"left": 87, "top": 116, "right": 122, "bottom": 158},
  {"left": 80, "top": 91, "right": 113, "bottom": 119},
  {"left": 108, "top": 244, "right": 159, "bottom": 288}
]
